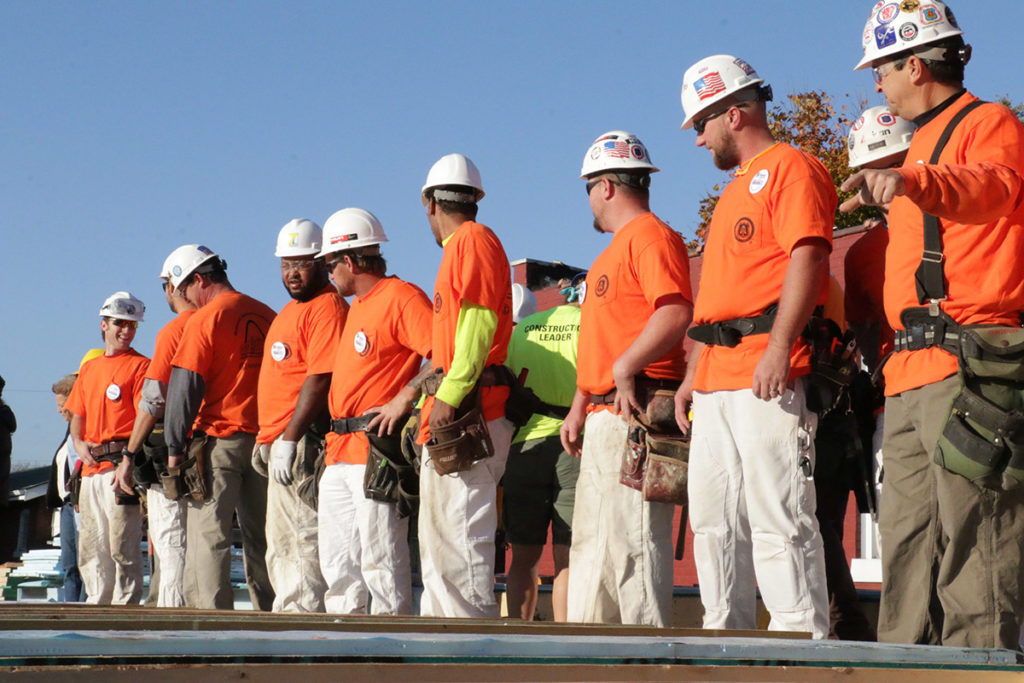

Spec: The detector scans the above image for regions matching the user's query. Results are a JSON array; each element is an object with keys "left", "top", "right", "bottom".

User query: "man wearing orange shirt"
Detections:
[
  {"left": 842, "top": 2, "right": 1024, "bottom": 649},
  {"left": 115, "top": 252, "right": 197, "bottom": 607},
  {"left": 677, "top": 56, "right": 833, "bottom": 637},
  {"left": 254, "top": 219, "right": 346, "bottom": 613},
  {"left": 560, "top": 131, "right": 693, "bottom": 626},
  {"left": 317, "top": 207, "right": 431, "bottom": 615},
  {"left": 418, "top": 153, "right": 514, "bottom": 618},
  {"left": 65, "top": 291, "right": 149, "bottom": 604},
  {"left": 164, "top": 245, "right": 275, "bottom": 611}
]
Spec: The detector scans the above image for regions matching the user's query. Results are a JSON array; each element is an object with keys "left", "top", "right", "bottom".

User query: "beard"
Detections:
[
  {"left": 284, "top": 271, "right": 327, "bottom": 302},
  {"left": 711, "top": 134, "right": 741, "bottom": 171}
]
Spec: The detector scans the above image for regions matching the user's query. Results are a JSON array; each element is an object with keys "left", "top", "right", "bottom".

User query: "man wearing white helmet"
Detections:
[
  {"left": 114, "top": 252, "right": 198, "bottom": 607},
  {"left": 253, "top": 219, "right": 346, "bottom": 613},
  {"left": 676, "top": 55, "right": 834, "bottom": 638},
  {"left": 560, "top": 131, "right": 693, "bottom": 626},
  {"left": 164, "top": 245, "right": 276, "bottom": 610},
  {"left": 842, "top": 1, "right": 1024, "bottom": 649},
  {"left": 317, "top": 207, "right": 432, "bottom": 615},
  {"left": 417, "top": 153, "right": 515, "bottom": 618},
  {"left": 64, "top": 291, "right": 149, "bottom": 604}
]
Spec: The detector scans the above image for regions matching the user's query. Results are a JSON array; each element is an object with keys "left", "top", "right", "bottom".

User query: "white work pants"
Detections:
[
  {"left": 147, "top": 483, "right": 187, "bottom": 607},
  {"left": 688, "top": 382, "right": 829, "bottom": 638},
  {"left": 318, "top": 462, "right": 411, "bottom": 615},
  {"left": 266, "top": 435, "right": 326, "bottom": 613},
  {"left": 418, "top": 417, "right": 514, "bottom": 618},
  {"left": 566, "top": 409, "right": 675, "bottom": 626},
  {"left": 78, "top": 470, "right": 143, "bottom": 604}
]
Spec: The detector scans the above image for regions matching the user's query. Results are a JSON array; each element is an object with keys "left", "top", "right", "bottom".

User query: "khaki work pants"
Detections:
[
  {"left": 879, "top": 375, "right": 1024, "bottom": 649},
  {"left": 78, "top": 470, "right": 143, "bottom": 605},
  {"left": 183, "top": 432, "right": 273, "bottom": 610}
]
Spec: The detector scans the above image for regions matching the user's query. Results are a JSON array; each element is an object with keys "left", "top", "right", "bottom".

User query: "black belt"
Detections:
[
  {"left": 688, "top": 308, "right": 776, "bottom": 348},
  {"left": 89, "top": 440, "right": 128, "bottom": 462},
  {"left": 893, "top": 306, "right": 960, "bottom": 354},
  {"left": 422, "top": 364, "right": 514, "bottom": 397},
  {"left": 589, "top": 377, "right": 681, "bottom": 405},
  {"left": 331, "top": 415, "right": 378, "bottom": 434}
]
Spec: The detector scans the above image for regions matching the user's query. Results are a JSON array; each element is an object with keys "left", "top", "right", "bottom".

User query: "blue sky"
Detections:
[{"left": 3, "top": 1, "right": 1022, "bottom": 467}]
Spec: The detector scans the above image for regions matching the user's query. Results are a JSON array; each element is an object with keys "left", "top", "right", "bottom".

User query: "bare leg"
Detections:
[
  {"left": 507, "top": 544, "right": 543, "bottom": 620},
  {"left": 552, "top": 543, "right": 570, "bottom": 622}
]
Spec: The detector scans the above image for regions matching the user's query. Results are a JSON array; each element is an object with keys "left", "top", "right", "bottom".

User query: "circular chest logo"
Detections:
[
  {"left": 353, "top": 330, "right": 370, "bottom": 356},
  {"left": 734, "top": 217, "right": 755, "bottom": 243},
  {"left": 105, "top": 383, "right": 121, "bottom": 401},
  {"left": 749, "top": 169, "right": 769, "bottom": 194},
  {"left": 271, "top": 341, "right": 290, "bottom": 362},
  {"left": 594, "top": 274, "right": 610, "bottom": 298},
  {"left": 578, "top": 281, "right": 588, "bottom": 304},
  {"left": 434, "top": 292, "right": 442, "bottom": 313}
]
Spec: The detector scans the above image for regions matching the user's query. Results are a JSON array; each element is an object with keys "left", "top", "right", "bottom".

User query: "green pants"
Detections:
[{"left": 879, "top": 375, "right": 1024, "bottom": 649}]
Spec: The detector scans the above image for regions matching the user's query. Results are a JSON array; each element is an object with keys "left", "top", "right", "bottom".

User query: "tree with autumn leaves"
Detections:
[{"left": 688, "top": 92, "right": 1024, "bottom": 251}]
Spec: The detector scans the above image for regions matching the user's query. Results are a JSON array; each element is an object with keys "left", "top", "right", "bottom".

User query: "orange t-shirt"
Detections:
[
  {"left": 693, "top": 142, "right": 836, "bottom": 392},
  {"left": 419, "top": 221, "right": 512, "bottom": 442},
  {"left": 257, "top": 286, "right": 348, "bottom": 444},
  {"left": 65, "top": 350, "right": 150, "bottom": 476},
  {"left": 884, "top": 92, "right": 1024, "bottom": 395},
  {"left": 172, "top": 290, "right": 275, "bottom": 437},
  {"left": 146, "top": 309, "right": 196, "bottom": 384},
  {"left": 844, "top": 222, "right": 893, "bottom": 363},
  {"left": 576, "top": 212, "right": 693, "bottom": 396},
  {"left": 326, "top": 277, "right": 432, "bottom": 465}
]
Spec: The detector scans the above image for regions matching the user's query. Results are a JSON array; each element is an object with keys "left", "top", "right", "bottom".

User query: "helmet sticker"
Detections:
[
  {"left": 875, "top": 24, "right": 897, "bottom": 49},
  {"left": 899, "top": 22, "right": 918, "bottom": 41},
  {"left": 589, "top": 145, "right": 601, "bottom": 160},
  {"left": 852, "top": 115, "right": 866, "bottom": 132},
  {"left": 630, "top": 144, "right": 646, "bottom": 161},
  {"left": 868, "top": 140, "right": 889, "bottom": 152},
  {"left": 733, "top": 57, "right": 755, "bottom": 76},
  {"left": 173, "top": 265, "right": 182, "bottom": 276},
  {"left": 877, "top": 111, "right": 896, "bottom": 126},
  {"left": 900, "top": 0, "right": 919, "bottom": 12},
  {"left": 695, "top": 72, "right": 727, "bottom": 100},
  {"left": 749, "top": 169, "right": 770, "bottom": 195},
  {"left": 920, "top": 4, "right": 941, "bottom": 24},
  {"left": 603, "top": 140, "right": 630, "bottom": 158},
  {"left": 877, "top": 3, "right": 899, "bottom": 24}
]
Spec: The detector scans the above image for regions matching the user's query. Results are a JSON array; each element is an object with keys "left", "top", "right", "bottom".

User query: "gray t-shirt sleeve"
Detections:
[
  {"left": 165, "top": 367, "right": 205, "bottom": 454},
  {"left": 138, "top": 378, "right": 167, "bottom": 419}
]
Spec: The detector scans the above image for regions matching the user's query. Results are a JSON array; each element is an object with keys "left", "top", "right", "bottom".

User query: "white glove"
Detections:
[
  {"left": 270, "top": 439, "right": 297, "bottom": 486},
  {"left": 251, "top": 443, "right": 270, "bottom": 478}
]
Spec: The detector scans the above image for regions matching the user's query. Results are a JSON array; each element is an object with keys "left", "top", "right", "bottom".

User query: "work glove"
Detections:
[
  {"left": 270, "top": 439, "right": 298, "bottom": 486},
  {"left": 251, "top": 442, "right": 270, "bottom": 478}
]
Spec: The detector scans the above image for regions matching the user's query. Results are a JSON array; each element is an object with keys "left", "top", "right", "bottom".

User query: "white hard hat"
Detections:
[
  {"left": 164, "top": 244, "right": 222, "bottom": 289},
  {"left": 580, "top": 130, "right": 659, "bottom": 179},
  {"left": 847, "top": 105, "right": 916, "bottom": 168},
  {"left": 100, "top": 291, "right": 145, "bottom": 322},
  {"left": 422, "top": 153, "right": 485, "bottom": 202},
  {"left": 854, "top": 0, "right": 964, "bottom": 70},
  {"left": 275, "top": 219, "right": 323, "bottom": 258},
  {"left": 511, "top": 283, "right": 538, "bottom": 324},
  {"left": 681, "top": 55, "right": 768, "bottom": 130},
  {"left": 318, "top": 208, "right": 389, "bottom": 257}
]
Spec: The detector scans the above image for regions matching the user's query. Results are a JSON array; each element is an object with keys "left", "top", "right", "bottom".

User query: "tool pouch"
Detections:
[
  {"left": 160, "top": 469, "right": 183, "bottom": 501},
  {"left": 642, "top": 433, "right": 690, "bottom": 505},
  {"left": 364, "top": 443, "right": 400, "bottom": 503},
  {"left": 177, "top": 433, "right": 210, "bottom": 502},
  {"left": 296, "top": 438, "right": 327, "bottom": 511},
  {"left": 115, "top": 491, "right": 140, "bottom": 506},
  {"left": 620, "top": 416, "right": 647, "bottom": 491},
  {"left": 68, "top": 464, "right": 83, "bottom": 507},
  {"left": 137, "top": 422, "right": 168, "bottom": 487},
  {"left": 401, "top": 411, "right": 423, "bottom": 476},
  {"left": 934, "top": 326, "right": 1024, "bottom": 490},
  {"left": 428, "top": 391, "right": 494, "bottom": 476}
]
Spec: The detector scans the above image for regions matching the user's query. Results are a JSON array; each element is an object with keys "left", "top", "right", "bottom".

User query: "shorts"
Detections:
[{"left": 501, "top": 435, "right": 580, "bottom": 546}]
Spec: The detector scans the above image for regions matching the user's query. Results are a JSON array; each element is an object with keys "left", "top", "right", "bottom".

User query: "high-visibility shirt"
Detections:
[
  {"left": 506, "top": 304, "right": 581, "bottom": 443},
  {"left": 65, "top": 350, "right": 149, "bottom": 477},
  {"left": 576, "top": 212, "right": 692, "bottom": 397},
  {"left": 693, "top": 142, "right": 835, "bottom": 392},
  {"left": 326, "top": 277, "right": 432, "bottom": 465},
  {"left": 884, "top": 92, "right": 1024, "bottom": 395},
  {"left": 844, "top": 222, "right": 893, "bottom": 363},
  {"left": 419, "top": 221, "right": 512, "bottom": 442},
  {"left": 257, "top": 285, "right": 348, "bottom": 444},
  {"left": 172, "top": 290, "right": 275, "bottom": 437},
  {"left": 146, "top": 309, "right": 196, "bottom": 384}
]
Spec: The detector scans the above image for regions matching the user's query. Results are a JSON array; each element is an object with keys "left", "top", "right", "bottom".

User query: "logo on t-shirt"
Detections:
[
  {"left": 105, "top": 383, "right": 121, "bottom": 401},
  {"left": 434, "top": 292, "right": 443, "bottom": 313},
  {"left": 271, "top": 341, "right": 290, "bottom": 362},
  {"left": 734, "top": 217, "right": 755, "bottom": 243},
  {"left": 354, "top": 331, "right": 370, "bottom": 356},
  {"left": 595, "top": 274, "right": 610, "bottom": 297}
]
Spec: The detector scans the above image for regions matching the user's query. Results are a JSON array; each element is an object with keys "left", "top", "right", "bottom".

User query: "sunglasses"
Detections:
[
  {"left": 110, "top": 319, "right": 138, "bottom": 330},
  {"left": 872, "top": 59, "right": 907, "bottom": 85},
  {"left": 585, "top": 177, "right": 622, "bottom": 197}
]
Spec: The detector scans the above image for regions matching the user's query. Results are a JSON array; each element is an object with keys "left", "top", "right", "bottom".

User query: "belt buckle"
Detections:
[
  {"left": 712, "top": 322, "right": 741, "bottom": 348},
  {"left": 907, "top": 324, "right": 927, "bottom": 351}
]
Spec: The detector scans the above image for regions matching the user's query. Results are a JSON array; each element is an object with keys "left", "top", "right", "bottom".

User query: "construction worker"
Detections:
[
  {"left": 65, "top": 292, "right": 149, "bottom": 604},
  {"left": 317, "top": 207, "right": 431, "bottom": 615},
  {"left": 417, "top": 153, "right": 514, "bottom": 618},
  {"left": 114, "top": 250, "right": 198, "bottom": 608},
  {"left": 677, "top": 55, "right": 834, "bottom": 637},
  {"left": 164, "top": 245, "right": 275, "bottom": 611},
  {"left": 504, "top": 281, "right": 581, "bottom": 621},
  {"left": 560, "top": 131, "right": 693, "bottom": 626},
  {"left": 254, "top": 219, "right": 345, "bottom": 613},
  {"left": 842, "top": 1, "right": 1024, "bottom": 649}
]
